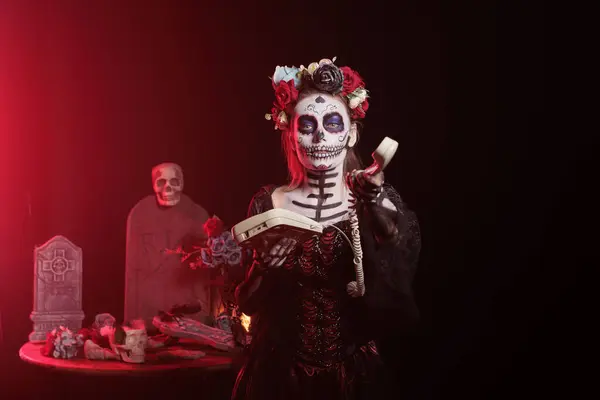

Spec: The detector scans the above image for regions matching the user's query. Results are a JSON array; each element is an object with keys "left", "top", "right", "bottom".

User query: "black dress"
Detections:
[{"left": 231, "top": 184, "right": 421, "bottom": 400}]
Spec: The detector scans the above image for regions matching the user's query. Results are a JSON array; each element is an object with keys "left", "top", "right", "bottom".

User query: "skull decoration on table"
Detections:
[
  {"left": 152, "top": 162, "right": 184, "bottom": 207},
  {"left": 109, "top": 320, "right": 148, "bottom": 363}
]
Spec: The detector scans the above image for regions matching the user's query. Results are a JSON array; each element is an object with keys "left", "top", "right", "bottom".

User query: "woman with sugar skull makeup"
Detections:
[{"left": 232, "top": 59, "right": 421, "bottom": 400}]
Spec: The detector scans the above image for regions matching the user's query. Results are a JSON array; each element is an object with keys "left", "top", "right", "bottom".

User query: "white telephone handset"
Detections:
[
  {"left": 364, "top": 136, "right": 399, "bottom": 176},
  {"left": 231, "top": 137, "right": 399, "bottom": 292}
]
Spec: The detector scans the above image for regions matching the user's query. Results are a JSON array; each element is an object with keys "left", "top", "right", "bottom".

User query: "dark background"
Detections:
[{"left": 1, "top": 1, "right": 578, "bottom": 399}]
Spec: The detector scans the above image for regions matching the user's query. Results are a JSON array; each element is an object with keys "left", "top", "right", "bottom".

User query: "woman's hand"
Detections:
[
  {"left": 346, "top": 169, "right": 384, "bottom": 203},
  {"left": 257, "top": 237, "right": 297, "bottom": 268}
]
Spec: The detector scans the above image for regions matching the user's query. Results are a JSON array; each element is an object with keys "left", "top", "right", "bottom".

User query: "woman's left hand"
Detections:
[{"left": 346, "top": 169, "right": 384, "bottom": 203}]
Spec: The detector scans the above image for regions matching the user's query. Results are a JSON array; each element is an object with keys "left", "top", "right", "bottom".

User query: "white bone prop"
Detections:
[
  {"left": 152, "top": 315, "right": 236, "bottom": 351},
  {"left": 152, "top": 162, "right": 184, "bottom": 207},
  {"left": 84, "top": 340, "right": 120, "bottom": 360}
]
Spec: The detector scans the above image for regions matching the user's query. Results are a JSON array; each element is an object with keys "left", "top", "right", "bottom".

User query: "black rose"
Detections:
[{"left": 311, "top": 64, "right": 344, "bottom": 94}]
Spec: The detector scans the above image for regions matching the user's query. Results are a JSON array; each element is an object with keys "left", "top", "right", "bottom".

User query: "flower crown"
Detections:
[{"left": 265, "top": 57, "right": 369, "bottom": 130}]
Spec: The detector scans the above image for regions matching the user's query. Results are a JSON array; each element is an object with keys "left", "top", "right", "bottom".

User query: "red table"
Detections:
[{"left": 19, "top": 341, "right": 238, "bottom": 376}]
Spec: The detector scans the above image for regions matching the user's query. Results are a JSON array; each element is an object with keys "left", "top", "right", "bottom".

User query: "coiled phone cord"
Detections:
[{"left": 330, "top": 192, "right": 365, "bottom": 298}]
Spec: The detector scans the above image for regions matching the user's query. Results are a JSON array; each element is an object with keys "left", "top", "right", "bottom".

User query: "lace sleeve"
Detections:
[
  {"left": 382, "top": 184, "right": 421, "bottom": 279},
  {"left": 246, "top": 186, "right": 274, "bottom": 218},
  {"left": 242, "top": 185, "right": 276, "bottom": 276},
  {"left": 360, "top": 184, "right": 421, "bottom": 327}
]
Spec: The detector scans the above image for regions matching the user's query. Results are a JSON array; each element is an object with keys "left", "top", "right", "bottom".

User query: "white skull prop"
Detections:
[
  {"left": 110, "top": 326, "right": 148, "bottom": 364},
  {"left": 152, "top": 162, "right": 184, "bottom": 207},
  {"left": 293, "top": 93, "right": 357, "bottom": 171}
]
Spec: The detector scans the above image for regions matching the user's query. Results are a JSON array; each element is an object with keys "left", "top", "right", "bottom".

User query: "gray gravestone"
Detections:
[
  {"left": 29, "top": 235, "right": 84, "bottom": 342},
  {"left": 124, "top": 194, "right": 211, "bottom": 327}
]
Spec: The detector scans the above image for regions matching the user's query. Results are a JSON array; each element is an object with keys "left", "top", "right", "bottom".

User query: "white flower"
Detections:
[
  {"left": 273, "top": 66, "right": 301, "bottom": 87},
  {"left": 318, "top": 57, "right": 336, "bottom": 65},
  {"left": 268, "top": 110, "right": 289, "bottom": 130},
  {"left": 306, "top": 62, "right": 320, "bottom": 75},
  {"left": 347, "top": 87, "right": 368, "bottom": 109},
  {"left": 277, "top": 111, "right": 288, "bottom": 125}
]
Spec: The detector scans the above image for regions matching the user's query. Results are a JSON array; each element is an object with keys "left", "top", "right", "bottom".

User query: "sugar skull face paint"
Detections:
[{"left": 293, "top": 93, "right": 355, "bottom": 171}]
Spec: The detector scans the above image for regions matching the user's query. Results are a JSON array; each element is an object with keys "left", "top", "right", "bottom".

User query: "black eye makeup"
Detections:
[
  {"left": 297, "top": 115, "right": 318, "bottom": 134},
  {"left": 323, "top": 112, "right": 345, "bottom": 133}
]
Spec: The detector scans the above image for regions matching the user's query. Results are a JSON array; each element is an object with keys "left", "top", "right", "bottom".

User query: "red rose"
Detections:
[
  {"left": 340, "top": 66, "right": 365, "bottom": 96},
  {"left": 351, "top": 99, "right": 370, "bottom": 119},
  {"left": 203, "top": 216, "right": 224, "bottom": 238},
  {"left": 273, "top": 79, "right": 299, "bottom": 110}
]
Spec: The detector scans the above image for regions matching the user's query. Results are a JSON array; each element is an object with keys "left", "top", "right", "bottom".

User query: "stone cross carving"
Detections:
[
  {"left": 124, "top": 194, "right": 210, "bottom": 328},
  {"left": 41, "top": 249, "right": 76, "bottom": 281},
  {"left": 29, "top": 235, "right": 84, "bottom": 342}
]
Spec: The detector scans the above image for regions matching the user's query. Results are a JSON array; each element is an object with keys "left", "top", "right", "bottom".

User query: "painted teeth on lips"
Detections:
[
  {"left": 305, "top": 145, "right": 344, "bottom": 155},
  {"left": 306, "top": 149, "right": 343, "bottom": 159}
]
